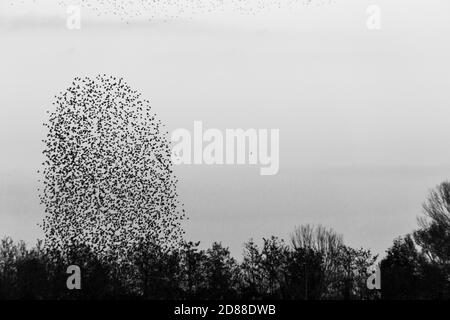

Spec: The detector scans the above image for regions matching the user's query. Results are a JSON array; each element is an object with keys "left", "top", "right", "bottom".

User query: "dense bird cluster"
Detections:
[{"left": 40, "top": 75, "right": 185, "bottom": 260}]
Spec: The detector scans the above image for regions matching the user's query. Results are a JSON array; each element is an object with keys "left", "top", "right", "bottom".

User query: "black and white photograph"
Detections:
[{"left": 0, "top": 0, "right": 449, "bottom": 316}]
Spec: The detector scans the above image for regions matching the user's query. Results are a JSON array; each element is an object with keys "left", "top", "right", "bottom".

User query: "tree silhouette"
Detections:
[
  {"left": 285, "top": 247, "right": 324, "bottom": 300},
  {"left": 380, "top": 234, "right": 449, "bottom": 299},
  {"left": 179, "top": 241, "right": 208, "bottom": 298},
  {"left": 334, "top": 245, "right": 377, "bottom": 300},
  {"left": 291, "top": 224, "right": 343, "bottom": 298},
  {"left": 203, "top": 242, "right": 240, "bottom": 299},
  {"left": 414, "top": 181, "right": 450, "bottom": 263},
  {"left": 241, "top": 239, "right": 265, "bottom": 299},
  {"left": 40, "top": 75, "right": 185, "bottom": 260},
  {"left": 259, "top": 237, "right": 289, "bottom": 299}
]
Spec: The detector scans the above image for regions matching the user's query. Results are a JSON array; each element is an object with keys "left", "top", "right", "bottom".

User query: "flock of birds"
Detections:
[
  {"left": 7, "top": 0, "right": 337, "bottom": 21},
  {"left": 40, "top": 75, "right": 185, "bottom": 258}
]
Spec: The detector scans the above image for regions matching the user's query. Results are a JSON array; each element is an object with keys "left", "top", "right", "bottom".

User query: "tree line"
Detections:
[{"left": 1, "top": 181, "right": 450, "bottom": 300}]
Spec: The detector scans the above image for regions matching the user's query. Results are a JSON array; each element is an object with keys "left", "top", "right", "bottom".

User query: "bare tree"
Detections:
[
  {"left": 291, "top": 224, "right": 343, "bottom": 254},
  {"left": 414, "top": 182, "right": 450, "bottom": 263},
  {"left": 290, "top": 224, "right": 343, "bottom": 297}
]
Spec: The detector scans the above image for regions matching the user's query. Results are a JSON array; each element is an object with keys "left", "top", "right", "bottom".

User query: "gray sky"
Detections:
[{"left": 1, "top": 0, "right": 450, "bottom": 257}]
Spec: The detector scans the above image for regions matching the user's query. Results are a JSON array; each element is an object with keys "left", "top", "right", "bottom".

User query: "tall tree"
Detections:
[
  {"left": 179, "top": 241, "right": 208, "bottom": 298},
  {"left": 380, "top": 234, "right": 447, "bottom": 299},
  {"left": 285, "top": 247, "right": 324, "bottom": 300},
  {"left": 335, "top": 245, "right": 377, "bottom": 300},
  {"left": 290, "top": 224, "right": 343, "bottom": 298},
  {"left": 414, "top": 181, "right": 450, "bottom": 263},
  {"left": 203, "top": 242, "right": 239, "bottom": 299}
]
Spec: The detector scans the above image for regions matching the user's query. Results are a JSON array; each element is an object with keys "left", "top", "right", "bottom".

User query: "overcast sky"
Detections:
[{"left": 1, "top": 0, "right": 450, "bottom": 257}]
